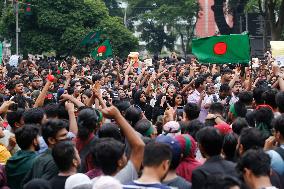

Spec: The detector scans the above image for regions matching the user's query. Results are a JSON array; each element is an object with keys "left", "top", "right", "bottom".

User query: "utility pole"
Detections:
[{"left": 14, "top": 0, "right": 20, "bottom": 55}]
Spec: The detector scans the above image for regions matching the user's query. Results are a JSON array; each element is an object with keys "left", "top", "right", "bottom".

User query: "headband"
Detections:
[
  {"left": 184, "top": 135, "right": 192, "bottom": 157},
  {"left": 144, "top": 126, "right": 154, "bottom": 137}
]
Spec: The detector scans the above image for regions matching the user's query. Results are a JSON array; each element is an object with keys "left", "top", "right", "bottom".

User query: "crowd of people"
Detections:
[{"left": 0, "top": 51, "right": 283, "bottom": 189}]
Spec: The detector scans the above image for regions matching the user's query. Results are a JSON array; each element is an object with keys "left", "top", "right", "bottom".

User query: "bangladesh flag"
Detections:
[
  {"left": 80, "top": 31, "right": 101, "bottom": 47},
  {"left": 192, "top": 34, "right": 250, "bottom": 64},
  {"left": 0, "top": 43, "right": 2, "bottom": 65},
  {"left": 91, "top": 39, "right": 113, "bottom": 60}
]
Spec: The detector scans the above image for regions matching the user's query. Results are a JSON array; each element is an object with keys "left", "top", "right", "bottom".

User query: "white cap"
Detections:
[
  {"left": 65, "top": 173, "right": 92, "bottom": 189},
  {"left": 92, "top": 176, "right": 122, "bottom": 189}
]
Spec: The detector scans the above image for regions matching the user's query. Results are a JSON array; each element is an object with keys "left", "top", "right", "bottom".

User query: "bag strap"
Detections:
[{"left": 274, "top": 147, "right": 284, "bottom": 160}]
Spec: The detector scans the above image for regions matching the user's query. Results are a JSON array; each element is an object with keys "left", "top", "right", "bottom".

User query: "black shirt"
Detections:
[{"left": 50, "top": 175, "right": 69, "bottom": 189}]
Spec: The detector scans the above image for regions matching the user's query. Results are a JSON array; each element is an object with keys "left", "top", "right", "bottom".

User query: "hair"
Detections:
[
  {"left": 209, "top": 102, "right": 224, "bottom": 115},
  {"left": 82, "top": 89, "right": 92, "bottom": 98},
  {"left": 23, "top": 108, "right": 45, "bottom": 125},
  {"left": 239, "top": 128, "right": 265, "bottom": 152},
  {"left": 196, "top": 127, "right": 223, "bottom": 157},
  {"left": 42, "top": 119, "right": 68, "bottom": 145},
  {"left": 237, "top": 149, "right": 271, "bottom": 177},
  {"left": 271, "top": 115, "right": 284, "bottom": 137},
  {"left": 6, "top": 108, "right": 25, "bottom": 130},
  {"left": 254, "top": 107, "right": 274, "bottom": 138},
  {"left": 143, "top": 142, "right": 172, "bottom": 167},
  {"left": 113, "top": 101, "right": 131, "bottom": 114},
  {"left": 232, "top": 118, "right": 249, "bottom": 135},
  {"left": 15, "top": 125, "right": 39, "bottom": 150},
  {"left": 134, "top": 119, "right": 152, "bottom": 137},
  {"left": 195, "top": 77, "right": 206, "bottom": 88},
  {"left": 222, "top": 133, "right": 238, "bottom": 162},
  {"left": 77, "top": 108, "right": 99, "bottom": 140},
  {"left": 238, "top": 91, "right": 253, "bottom": 105},
  {"left": 43, "top": 104, "right": 59, "bottom": 119},
  {"left": 92, "top": 74, "right": 103, "bottom": 83},
  {"left": 98, "top": 123, "right": 122, "bottom": 142},
  {"left": 253, "top": 86, "right": 268, "bottom": 105},
  {"left": 234, "top": 101, "right": 247, "bottom": 118},
  {"left": 186, "top": 119, "right": 205, "bottom": 140},
  {"left": 125, "top": 106, "right": 143, "bottom": 127},
  {"left": 183, "top": 103, "right": 200, "bottom": 121},
  {"left": 52, "top": 141, "right": 76, "bottom": 172},
  {"left": 262, "top": 89, "right": 278, "bottom": 109},
  {"left": 219, "top": 83, "right": 230, "bottom": 93},
  {"left": 91, "top": 138, "right": 125, "bottom": 175},
  {"left": 276, "top": 91, "right": 284, "bottom": 113}
]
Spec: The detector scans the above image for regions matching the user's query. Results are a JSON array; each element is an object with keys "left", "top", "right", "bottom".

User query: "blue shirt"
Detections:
[{"left": 266, "top": 145, "right": 284, "bottom": 175}]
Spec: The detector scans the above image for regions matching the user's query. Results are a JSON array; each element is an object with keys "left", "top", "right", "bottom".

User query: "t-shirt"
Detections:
[
  {"left": 123, "top": 181, "right": 171, "bottom": 189},
  {"left": 163, "top": 176, "right": 192, "bottom": 189},
  {"left": 50, "top": 175, "right": 69, "bottom": 189},
  {"left": 114, "top": 160, "right": 138, "bottom": 184}
]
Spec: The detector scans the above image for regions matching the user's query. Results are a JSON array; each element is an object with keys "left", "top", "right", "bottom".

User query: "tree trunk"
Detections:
[
  {"left": 212, "top": 0, "right": 249, "bottom": 34},
  {"left": 180, "top": 32, "right": 186, "bottom": 58},
  {"left": 268, "top": 0, "right": 284, "bottom": 40}
]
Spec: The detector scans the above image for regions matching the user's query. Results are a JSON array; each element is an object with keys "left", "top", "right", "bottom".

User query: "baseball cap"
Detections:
[
  {"left": 214, "top": 123, "right": 232, "bottom": 135},
  {"left": 163, "top": 121, "right": 181, "bottom": 137},
  {"left": 65, "top": 173, "right": 92, "bottom": 189},
  {"left": 156, "top": 135, "right": 182, "bottom": 164}
]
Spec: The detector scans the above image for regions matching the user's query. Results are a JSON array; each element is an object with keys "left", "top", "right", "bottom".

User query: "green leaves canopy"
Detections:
[{"left": 0, "top": 0, "right": 138, "bottom": 57}]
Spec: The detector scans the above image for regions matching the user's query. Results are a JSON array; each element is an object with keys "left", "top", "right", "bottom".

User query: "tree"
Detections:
[
  {"left": 139, "top": 20, "right": 175, "bottom": 54},
  {"left": 0, "top": 0, "right": 138, "bottom": 57},
  {"left": 212, "top": 0, "right": 284, "bottom": 40},
  {"left": 128, "top": 0, "right": 199, "bottom": 57}
]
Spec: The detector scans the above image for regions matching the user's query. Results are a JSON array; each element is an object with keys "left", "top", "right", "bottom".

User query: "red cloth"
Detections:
[
  {"left": 176, "top": 156, "right": 202, "bottom": 182},
  {"left": 175, "top": 134, "right": 202, "bottom": 182},
  {"left": 75, "top": 133, "right": 95, "bottom": 172}
]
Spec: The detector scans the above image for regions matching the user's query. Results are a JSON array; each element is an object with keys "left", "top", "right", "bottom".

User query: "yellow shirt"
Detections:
[{"left": 0, "top": 144, "right": 11, "bottom": 165}]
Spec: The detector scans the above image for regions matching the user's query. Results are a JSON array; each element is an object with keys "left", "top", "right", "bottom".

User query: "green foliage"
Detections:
[
  {"left": 128, "top": 0, "right": 199, "bottom": 56},
  {"left": 0, "top": 0, "right": 138, "bottom": 57}
]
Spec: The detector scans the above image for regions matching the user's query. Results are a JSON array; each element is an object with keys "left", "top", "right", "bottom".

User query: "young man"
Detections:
[
  {"left": 123, "top": 142, "right": 172, "bottom": 189},
  {"left": 156, "top": 135, "right": 192, "bottom": 189},
  {"left": 264, "top": 115, "right": 284, "bottom": 177},
  {"left": 22, "top": 119, "right": 69, "bottom": 183},
  {"left": 191, "top": 127, "right": 238, "bottom": 189},
  {"left": 91, "top": 106, "right": 144, "bottom": 184},
  {"left": 6, "top": 125, "right": 40, "bottom": 189},
  {"left": 50, "top": 141, "right": 81, "bottom": 189},
  {"left": 237, "top": 149, "right": 277, "bottom": 189}
]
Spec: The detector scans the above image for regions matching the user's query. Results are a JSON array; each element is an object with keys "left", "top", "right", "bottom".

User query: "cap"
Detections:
[
  {"left": 163, "top": 121, "right": 181, "bottom": 137},
  {"left": 156, "top": 135, "right": 182, "bottom": 165},
  {"left": 65, "top": 173, "right": 92, "bottom": 189},
  {"left": 92, "top": 176, "right": 122, "bottom": 189},
  {"left": 214, "top": 123, "right": 232, "bottom": 135}
]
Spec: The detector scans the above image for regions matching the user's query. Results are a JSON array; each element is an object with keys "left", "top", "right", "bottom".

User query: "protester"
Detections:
[
  {"left": 0, "top": 49, "right": 283, "bottom": 189},
  {"left": 6, "top": 125, "right": 40, "bottom": 189}
]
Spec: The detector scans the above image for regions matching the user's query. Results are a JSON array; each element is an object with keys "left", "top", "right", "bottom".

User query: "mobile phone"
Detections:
[{"left": 176, "top": 106, "right": 184, "bottom": 114}]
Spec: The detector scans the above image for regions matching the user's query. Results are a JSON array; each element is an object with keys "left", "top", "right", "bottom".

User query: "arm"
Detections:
[
  {"left": 59, "top": 94, "right": 85, "bottom": 108},
  {"left": 145, "top": 73, "right": 156, "bottom": 95},
  {"left": 0, "top": 101, "right": 14, "bottom": 114},
  {"left": 135, "top": 68, "right": 146, "bottom": 84},
  {"left": 65, "top": 102, "right": 78, "bottom": 135},
  {"left": 278, "top": 77, "right": 284, "bottom": 91},
  {"left": 101, "top": 106, "right": 145, "bottom": 172},
  {"left": 34, "top": 79, "right": 52, "bottom": 108}
]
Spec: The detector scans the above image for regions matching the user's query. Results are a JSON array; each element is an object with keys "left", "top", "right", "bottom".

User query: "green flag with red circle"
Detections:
[
  {"left": 192, "top": 34, "right": 250, "bottom": 64},
  {"left": 91, "top": 39, "right": 113, "bottom": 60}
]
